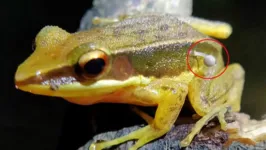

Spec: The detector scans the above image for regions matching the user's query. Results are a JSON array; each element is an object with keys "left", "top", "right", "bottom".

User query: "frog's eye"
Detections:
[{"left": 77, "top": 50, "right": 109, "bottom": 78}]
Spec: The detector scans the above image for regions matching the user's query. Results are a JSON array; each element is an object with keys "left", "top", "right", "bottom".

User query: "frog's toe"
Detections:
[
  {"left": 218, "top": 107, "right": 228, "bottom": 131},
  {"left": 127, "top": 125, "right": 169, "bottom": 150},
  {"left": 180, "top": 105, "right": 231, "bottom": 147},
  {"left": 89, "top": 140, "right": 107, "bottom": 150},
  {"left": 89, "top": 143, "right": 99, "bottom": 150},
  {"left": 180, "top": 138, "right": 191, "bottom": 147},
  {"left": 89, "top": 141, "right": 117, "bottom": 150}
]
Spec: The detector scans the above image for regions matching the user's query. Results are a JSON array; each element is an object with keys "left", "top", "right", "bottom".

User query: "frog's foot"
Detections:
[
  {"left": 180, "top": 105, "right": 229, "bottom": 147},
  {"left": 89, "top": 125, "right": 168, "bottom": 150},
  {"left": 180, "top": 63, "right": 245, "bottom": 147},
  {"left": 90, "top": 78, "right": 188, "bottom": 150},
  {"left": 130, "top": 106, "right": 153, "bottom": 124},
  {"left": 218, "top": 106, "right": 229, "bottom": 130}
]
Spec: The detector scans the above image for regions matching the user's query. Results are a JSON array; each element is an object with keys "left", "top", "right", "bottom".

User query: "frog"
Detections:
[{"left": 14, "top": 13, "right": 245, "bottom": 150}]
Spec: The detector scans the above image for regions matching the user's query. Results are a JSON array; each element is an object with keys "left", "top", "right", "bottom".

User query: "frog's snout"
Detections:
[{"left": 14, "top": 64, "right": 29, "bottom": 88}]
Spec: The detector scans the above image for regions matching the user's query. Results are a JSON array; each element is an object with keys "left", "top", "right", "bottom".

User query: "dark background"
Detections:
[{"left": 2, "top": 0, "right": 266, "bottom": 150}]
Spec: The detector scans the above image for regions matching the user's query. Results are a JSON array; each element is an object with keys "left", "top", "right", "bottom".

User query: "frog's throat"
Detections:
[{"left": 15, "top": 76, "right": 152, "bottom": 97}]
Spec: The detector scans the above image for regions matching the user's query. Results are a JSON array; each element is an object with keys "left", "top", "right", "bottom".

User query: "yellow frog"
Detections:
[{"left": 14, "top": 14, "right": 245, "bottom": 150}]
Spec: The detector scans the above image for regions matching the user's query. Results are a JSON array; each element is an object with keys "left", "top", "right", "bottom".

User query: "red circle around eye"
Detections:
[{"left": 186, "top": 38, "right": 230, "bottom": 80}]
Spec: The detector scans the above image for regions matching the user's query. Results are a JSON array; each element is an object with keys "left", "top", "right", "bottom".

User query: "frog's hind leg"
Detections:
[
  {"left": 180, "top": 63, "right": 245, "bottom": 147},
  {"left": 89, "top": 78, "right": 188, "bottom": 150}
]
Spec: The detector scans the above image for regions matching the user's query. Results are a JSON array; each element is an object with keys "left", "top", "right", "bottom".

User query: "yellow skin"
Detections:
[{"left": 14, "top": 14, "right": 245, "bottom": 150}]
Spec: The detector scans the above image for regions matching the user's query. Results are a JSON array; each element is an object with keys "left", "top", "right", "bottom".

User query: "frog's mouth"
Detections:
[
  {"left": 15, "top": 79, "right": 137, "bottom": 98},
  {"left": 15, "top": 66, "right": 77, "bottom": 88},
  {"left": 15, "top": 66, "right": 150, "bottom": 97}
]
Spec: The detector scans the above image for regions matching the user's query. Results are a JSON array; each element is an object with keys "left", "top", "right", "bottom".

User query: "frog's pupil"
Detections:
[{"left": 84, "top": 58, "right": 105, "bottom": 75}]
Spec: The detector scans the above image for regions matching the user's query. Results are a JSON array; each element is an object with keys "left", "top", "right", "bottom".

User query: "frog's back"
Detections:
[
  {"left": 73, "top": 14, "right": 207, "bottom": 51},
  {"left": 70, "top": 14, "right": 208, "bottom": 78}
]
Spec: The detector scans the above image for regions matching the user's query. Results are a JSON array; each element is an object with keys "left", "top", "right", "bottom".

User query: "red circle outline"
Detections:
[{"left": 186, "top": 38, "right": 230, "bottom": 79}]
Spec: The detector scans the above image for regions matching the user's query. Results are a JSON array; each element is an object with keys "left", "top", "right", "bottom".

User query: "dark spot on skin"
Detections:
[
  {"left": 76, "top": 36, "right": 83, "bottom": 40},
  {"left": 113, "top": 28, "right": 120, "bottom": 36},
  {"left": 200, "top": 95, "right": 210, "bottom": 107},
  {"left": 113, "top": 25, "right": 127, "bottom": 37},
  {"left": 131, "top": 29, "right": 146, "bottom": 43},
  {"left": 94, "top": 28, "right": 101, "bottom": 33},
  {"left": 161, "top": 86, "right": 169, "bottom": 91},
  {"left": 178, "top": 32, "right": 186, "bottom": 38},
  {"left": 226, "top": 106, "right": 232, "bottom": 112},
  {"left": 170, "top": 88, "right": 177, "bottom": 94},
  {"left": 133, "top": 29, "right": 146, "bottom": 36},
  {"left": 97, "top": 36, "right": 105, "bottom": 41},
  {"left": 161, "top": 86, "right": 175, "bottom": 93},
  {"left": 168, "top": 106, "right": 176, "bottom": 112},
  {"left": 96, "top": 139, "right": 106, "bottom": 143},
  {"left": 159, "top": 24, "right": 169, "bottom": 31},
  {"left": 154, "top": 35, "right": 163, "bottom": 41},
  {"left": 137, "top": 29, "right": 145, "bottom": 35},
  {"left": 178, "top": 95, "right": 183, "bottom": 102}
]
